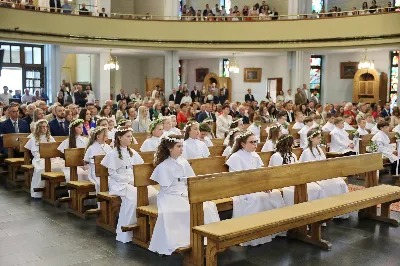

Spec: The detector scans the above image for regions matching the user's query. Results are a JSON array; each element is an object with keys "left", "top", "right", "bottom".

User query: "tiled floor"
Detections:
[{"left": 0, "top": 177, "right": 400, "bottom": 266}]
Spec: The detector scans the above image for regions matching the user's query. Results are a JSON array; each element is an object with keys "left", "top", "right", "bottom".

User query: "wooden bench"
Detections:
[
  {"left": 211, "top": 139, "right": 224, "bottom": 146},
  {"left": 208, "top": 146, "right": 225, "bottom": 157},
  {"left": 39, "top": 142, "right": 66, "bottom": 207},
  {"left": 133, "top": 132, "right": 149, "bottom": 144},
  {"left": 138, "top": 151, "right": 155, "bottom": 164},
  {"left": 94, "top": 155, "right": 121, "bottom": 233},
  {"left": 19, "top": 137, "right": 34, "bottom": 193},
  {"left": 65, "top": 148, "right": 97, "bottom": 219},
  {"left": 185, "top": 153, "right": 399, "bottom": 266},
  {"left": 359, "top": 132, "right": 396, "bottom": 155},
  {"left": 3, "top": 133, "right": 30, "bottom": 188}
]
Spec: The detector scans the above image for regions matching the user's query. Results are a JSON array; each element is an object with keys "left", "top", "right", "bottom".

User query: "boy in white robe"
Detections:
[
  {"left": 329, "top": 117, "right": 356, "bottom": 156},
  {"left": 247, "top": 113, "right": 261, "bottom": 143},
  {"left": 292, "top": 112, "right": 304, "bottom": 130},
  {"left": 357, "top": 118, "right": 369, "bottom": 136},
  {"left": 274, "top": 112, "right": 289, "bottom": 134},
  {"left": 372, "top": 121, "right": 399, "bottom": 175},
  {"left": 365, "top": 114, "right": 375, "bottom": 131},
  {"left": 299, "top": 117, "right": 313, "bottom": 149},
  {"left": 140, "top": 118, "right": 163, "bottom": 152},
  {"left": 322, "top": 113, "right": 335, "bottom": 132},
  {"left": 182, "top": 121, "right": 210, "bottom": 159},
  {"left": 311, "top": 115, "right": 322, "bottom": 129},
  {"left": 199, "top": 122, "right": 214, "bottom": 147}
]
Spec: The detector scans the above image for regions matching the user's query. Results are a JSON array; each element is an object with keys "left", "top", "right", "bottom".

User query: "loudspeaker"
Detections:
[{"left": 0, "top": 49, "right": 4, "bottom": 77}]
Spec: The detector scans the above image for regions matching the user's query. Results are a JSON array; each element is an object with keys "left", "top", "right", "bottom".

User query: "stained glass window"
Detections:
[
  {"left": 310, "top": 55, "right": 323, "bottom": 97},
  {"left": 312, "top": 0, "right": 324, "bottom": 13},
  {"left": 223, "top": 59, "right": 230, "bottom": 77},
  {"left": 178, "top": 59, "right": 182, "bottom": 86},
  {"left": 390, "top": 51, "right": 399, "bottom": 106}
]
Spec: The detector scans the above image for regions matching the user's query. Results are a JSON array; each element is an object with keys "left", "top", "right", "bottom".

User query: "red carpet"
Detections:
[{"left": 348, "top": 184, "right": 400, "bottom": 212}]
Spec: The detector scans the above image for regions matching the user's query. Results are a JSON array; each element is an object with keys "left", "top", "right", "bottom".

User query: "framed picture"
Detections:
[
  {"left": 340, "top": 62, "right": 358, "bottom": 79},
  {"left": 244, "top": 68, "right": 262, "bottom": 82},
  {"left": 196, "top": 68, "right": 209, "bottom": 82}
]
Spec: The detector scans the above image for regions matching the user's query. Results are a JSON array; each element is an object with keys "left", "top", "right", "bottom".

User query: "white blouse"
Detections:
[
  {"left": 201, "top": 136, "right": 213, "bottom": 147},
  {"left": 357, "top": 127, "right": 369, "bottom": 136},
  {"left": 226, "top": 149, "right": 263, "bottom": 171},
  {"left": 247, "top": 124, "right": 261, "bottom": 143},
  {"left": 299, "top": 147, "right": 325, "bottom": 162},
  {"left": 261, "top": 139, "right": 275, "bottom": 152},
  {"left": 222, "top": 145, "right": 232, "bottom": 157},
  {"left": 58, "top": 136, "right": 88, "bottom": 153},
  {"left": 344, "top": 122, "right": 355, "bottom": 131},
  {"left": 322, "top": 122, "right": 335, "bottom": 132},
  {"left": 216, "top": 115, "right": 232, "bottom": 139},
  {"left": 182, "top": 138, "right": 210, "bottom": 159},
  {"left": 372, "top": 130, "right": 398, "bottom": 163},
  {"left": 299, "top": 125, "right": 311, "bottom": 149},
  {"left": 269, "top": 152, "right": 298, "bottom": 166},
  {"left": 292, "top": 122, "right": 304, "bottom": 130},
  {"left": 84, "top": 141, "right": 112, "bottom": 164},
  {"left": 25, "top": 135, "right": 56, "bottom": 158},
  {"left": 140, "top": 136, "right": 161, "bottom": 152},
  {"left": 329, "top": 127, "right": 353, "bottom": 153}
]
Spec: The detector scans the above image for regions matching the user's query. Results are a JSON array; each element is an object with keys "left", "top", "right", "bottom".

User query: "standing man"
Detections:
[
  {"left": 74, "top": 85, "right": 87, "bottom": 108},
  {"left": 0, "top": 86, "right": 12, "bottom": 104},
  {"left": 381, "top": 102, "right": 391, "bottom": 118},
  {"left": 151, "top": 85, "right": 159, "bottom": 99},
  {"left": 295, "top": 88, "right": 306, "bottom": 105},
  {"left": 245, "top": 88, "right": 255, "bottom": 102},
  {"left": 169, "top": 89, "right": 178, "bottom": 104},
  {"left": 21, "top": 89, "right": 34, "bottom": 104},
  {"left": 116, "top": 89, "right": 126, "bottom": 103},
  {"left": 49, "top": 0, "right": 62, "bottom": 13},
  {"left": 40, "top": 88, "right": 49, "bottom": 103},
  {"left": 302, "top": 84, "right": 310, "bottom": 103},
  {"left": 310, "top": 90, "right": 319, "bottom": 106},
  {"left": 85, "top": 86, "right": 96, "bottom": 104},
  {"left": 191, "top": 86, "right": 200, "bottom": 102},
  {"left": 219, "top": 83, "right": 229, "bottom": 104},
  {"left": 48, "top": 105, "right": 70, "bottom": 136}
]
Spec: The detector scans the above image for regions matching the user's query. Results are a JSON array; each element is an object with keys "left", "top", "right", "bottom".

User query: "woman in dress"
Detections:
[
  {"left": 269, "top": 134, "right": 325, "bottom": 206},
  {"left": 58, "top": 119, "right": 89, "bottom": 182},
  {"left": 300, "top": 129, "right": 348, "bottom": 208},
  {"left": 216, "top": 104, "right": 232, "bottom": 139},
  {"left": 84, "top": 126, "right": 112, "bottom": 196},
  {"left": 99, "top": 104, "right": 117, "bottom": 125},
  {"left": 101, "top": 126, "right": 158, "bottom": 243},
  {"left": 115, "top": 100, "right": 128, "bottom": 122},
  {"left": 226, "top": 131, "right": 285, "bottom": 246},
  {"left": 261, "top": 125, "right": 282, "bottom": 152},
  {"left": 78, "top": 108, "right": 94, "bottom": 136},
  {"left": 25, "top": 119, "right": 64, "bottom": 198},
  {"left": 132, "top": 106, "right": 151, "bottom": 133},
  {"left": 148, "top": 135, "right": 220, "bottom": 255},
  {"left": 222, "top": 128, "right": 241, "bottom": 156},
  {"left": 140, "top": 118, "right": 164, "bottom": 152},
  {"left": 276, "top": 90, "right": 285, "bottom": 102},
  {"left": 182, "top": 121, "right": 210, "bottom": 159}
]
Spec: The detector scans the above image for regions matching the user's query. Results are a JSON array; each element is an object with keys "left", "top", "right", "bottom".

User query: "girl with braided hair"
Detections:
[
  {"left": 300, "top": 129, "right": 348, "bottom": 218},
  {"left": 148, "top": 135, "right": 220, "bottom": 255},
  {"left": 261, "top": 125, "right": 282, "bottom": 152},
  {"left": 101, "top": 126, "right": 158, "bottom": 243},
  {"left": 84, "top": 126, "right": 112, "bottom": 196},
  {"left": 140, "top": 118, "right": 164, "bottom": 152},
  {"left": 58, "top": 119, "right": 89, "bottom": 182},
  {"left": 25, "top": 119, "right": 64, "bottom": 198},
  {"left": 182, "top": 121, "right": 210, "bottom": 159},
  {"left": 226, "top": 131, "right": 285, "bottom": 246},
  {"left": 269, "top": 134, "right": 325, "bottom": 207}
]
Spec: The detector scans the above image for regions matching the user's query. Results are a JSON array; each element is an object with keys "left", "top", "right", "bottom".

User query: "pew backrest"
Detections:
[
  {"left": 53, "top": 136, "right": 68, "bottom": 142},
  {"left": 133, "top": 132, "right": 148, "bottom": 145},
  {"left": 211, "top": 139, "right": 224, "bottom": 146},
  {"left": 94, "top": 155, "right": 109, "bottom": 192},
  {"left": 3, "top": 133, "right": 30, "bottom": 158},
  {"left": 39, "top": 142, "right": 63, "bottom": 172},
  {"left": 209, "top": 145, "right": 225, "bottom": 157},
  {"left": 19, "top": 137, "right": 31, "bottom": 165},
  {"left": 65, "top": 148, "right": 85, "bottom": 182},
  {"left": 130, "top": 143, "right": 141, "bottom": 152},
  {"left": 138, "top": 151, "right": 155, "bottom": 164}
]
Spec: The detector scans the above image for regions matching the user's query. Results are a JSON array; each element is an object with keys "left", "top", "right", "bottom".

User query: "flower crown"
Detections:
[
  {"left": 69, "top": 119, "right": 84, "bottom": 128},
  {"left": 161, "top": 135, "right": 184, "bottom": 143},
  {"left": 199, "top": 123, "right": 211, "bottom": 132},
  {"left": 307, "top": 130, "right": 321, "bottom": 141},
  {"left": 183, "top": 121, "right": 199, "bottom": 131},
  {"left": 116, "top": 126, "right": 133, "bottom": 133},
  {"left": 234, "top": 130, "right": 253, "bottom": 141},
  {"left": 269, "top": 125, "right": 281, "bottom": 130},
  {"left": 90, "top": 126, "right": 107, "bottom": 136},
  {"left": 228, "top": 128, "right": 241, "bottom": 137},
  {"left": 96, "top": 116, "right": 108, "bottom": 125},
  {"left": 118, "top": 119, "right": 130, "bottom": 126},
  {"left": 231, "top": 118, "right": 243, "bottom": 125},
  {"left": 276, "top": 134, "right": 292, "bottom": 145},
  {"left": 36, "top": 119, "right": 48, "bottom": 125},
  {"left": 148, "top": 118, "right": 164, "bottom": 133},
  {"left": 203, "top": 117, "right": 213, "bottom": 123}
]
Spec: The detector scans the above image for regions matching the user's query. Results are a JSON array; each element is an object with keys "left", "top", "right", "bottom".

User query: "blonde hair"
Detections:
[
  {"left": 85, "top": 126, "right": 107, "bottom": 154},
  {"left": 33, "top": 120, "right": 51, "bottom": 143}
]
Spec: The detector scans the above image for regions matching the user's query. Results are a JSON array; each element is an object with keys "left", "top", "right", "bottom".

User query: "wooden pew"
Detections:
[
  {"left": 359, "top": 132, "right": 396, "bottom": 154},
  {"left": 138, "top": 151, "right": 155, "bottom": 164},
  {"left": 208, "top": 145, "right": 225, "bottom": 157},
  {"left": 53, "top": 136, "right": 68, "bottom": 142},
  {"left": 211, "top": 139, "right": 224, "bottom": 146},
  {"left": 133, "top": 132, "right": 148, "bottom": 144},
  {"left": 19, "top": 137, "right": 34, "bottom": 193},
  {"left": 3, "top": 133, "right": 30, "bottom": 188},
  {"left": 39, "top": 142, "right": 65, "bottom": 207},
  {"left": 185, "top": 154, "right": 400, "bottom": 266},
  {"left": 65, "top": 148, "right": 97, "bottom": 219},
  {"left": 94, "top": 155, "right": 121, "bottom": 233},
  {"left": 130, "top": 143, "right": 141, "bottom": 151}
]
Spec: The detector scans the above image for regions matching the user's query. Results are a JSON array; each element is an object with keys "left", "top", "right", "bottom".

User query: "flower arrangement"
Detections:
[
  {"left": 348, "top": 129, "right": 360, "bottom": 139},
  {"left": 366, "top": 140, "right": 378, "bottom": 153},
  {"left": 395, "top": 132, "right": 400, "bottom": 140}
]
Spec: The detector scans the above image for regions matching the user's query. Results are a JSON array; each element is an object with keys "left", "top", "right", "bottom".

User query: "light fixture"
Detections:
[
  {"left": 358, "top": 49, "right": 375, "bottom": 70},
  {"left": 229, "top": 53, "right": 239, "bottom": 74},
  {"left": 104, "top": 49, "right": 119, "bottom": 71}
]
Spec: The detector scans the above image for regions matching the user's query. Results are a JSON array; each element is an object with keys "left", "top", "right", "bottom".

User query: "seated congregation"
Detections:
[{"left": 1, "top": 93, "right": 400, "bottom": 266}]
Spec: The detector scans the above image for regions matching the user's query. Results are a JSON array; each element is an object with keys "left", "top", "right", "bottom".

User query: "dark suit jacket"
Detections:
[
  {"left": 169, "top": 93, "right": 177, "bottom": 103},
  {"left": 236, "top": 114, "right": 250, "bottom": 124},
  {"left": 286, "top": 111, "right": 295, "bottom": 123},
  {"left": 49, "top": 119, "right": 70, "bottom": 136},
  {"left": 49, "top": 0, "right": 61, "bottom": 8},
  {"left": 381, "top": 109, "right": 391, "bottom": 118},
  {"left": 191, "top": 90, "right": 200, "bottom": 102},
  {"left": 197, "top": 111, "right": 216, "bottom": 123},
  {"left": 245, "top": 94, "right": 255, "bottom": 102},
  {"left": 22, "top": 115, "right": 33, "bottom": 126},
  {"left": 219, "top": 88, "right": 229, "bottom": 104},
  {"left": 116, "top": 94, "right": 125, "bottom": 103},
  {"left": 176, "top": 91, "right": 183, "bottom": 105},
  {"left": 0, "top": 119, "right": 30, "bottom": 135}
]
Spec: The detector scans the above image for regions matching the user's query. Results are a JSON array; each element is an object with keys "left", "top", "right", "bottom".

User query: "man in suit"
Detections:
[
  {"left": 295, "top": 88, "right": 306, "bottom": 105},
  {"left": 169, "top": 88, "right": 177, "bottom": 103},
  {"left": 22, "top": 103, "right": 36, "bottom": 128},
  {"left": 310, "top": 90, "right": 319, "bottom": 106},
  {"left": 191, "top": 86, "right": 200, "bottom": 102},
  {"left": 230, "top": 102, "right": 239, "bottom": 117},
  {"left": 49, "top": 105, "right": 70, "bottom": 136},
  {"left": 197, "top": 104, "right": 216, "bottom": 122},
  {"left": 302, "top": 84, "right": 310, "bottom": 103},
  {"left": 219, "top": 84, "right": 229, "bottom": 104},
  {"left": 284, "top": 102, "right": 295, "bottom": 123},
  {"left": 166, "top": 101, "right": 177, "bottom": 116},
  {"left": 74, "top": 85, "right": 87, "bottom": 108},
  {"left": 245, "top": 88, "right": 255, "bottom": 102},
  {"left": 381, "top": 102, "right": 391, "bottom": 118},
  {"left": 49, "top": 0, "right": 62, "bottom": 12},
  {"left": 116, "top": 89, "right": 126, "bottom": 103},
  {"left": 236, "top": 105, "right": 249, "bottom": 124}
]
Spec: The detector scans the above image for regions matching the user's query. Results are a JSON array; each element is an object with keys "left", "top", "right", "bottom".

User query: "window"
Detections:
[
  {"left": 312, "top": 0, "right": 324, "bottom": 13},
  {"left": 310, "top": 55, "right": 323, "bottom": 97},
  {"left": 222, "top": 59, "right": 230, "bottom": 77},
  {"left": 178, "top": 59, "right": 182, "bottom": 86},
  {"left": 1, "top": 45, "right": 21, "bottom": 64},
  {"left": 390, "top": 50, "right": 399, "bottom": 105},
  {"left": 396, "top": 0, "right": 400, "bottom": 7}
]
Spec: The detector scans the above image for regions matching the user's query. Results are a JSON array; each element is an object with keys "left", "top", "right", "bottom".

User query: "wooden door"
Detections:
[
  {"left": 145, "top": 78, "right": 165, "bottom": 98},
  {"left": 267, "top": 78, "right": 283, "bottom": 98}
]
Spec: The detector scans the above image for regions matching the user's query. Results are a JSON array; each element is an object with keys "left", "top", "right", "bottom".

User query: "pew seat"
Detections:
[
  {"left": 67, "top": 180, "right": 95, "bottom": 189},
  {"left": 42, "top": 171, "right": 65, "bottom": 180},
  {"left": 194, "top": 185, "right": 400, "bottom": 266},
  {"left": 5, "top": 158, "right": 24, "bottom": 164}
]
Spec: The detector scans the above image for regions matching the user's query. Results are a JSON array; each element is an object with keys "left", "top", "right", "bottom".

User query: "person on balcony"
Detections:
[{"left": 79, "top": 3, "right": 89, "bottom": 15}]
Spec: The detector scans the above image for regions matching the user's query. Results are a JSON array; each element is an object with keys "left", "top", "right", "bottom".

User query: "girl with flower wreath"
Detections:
[
  {"left": 223, "top": 117, "right": 244, "bottom": 145},
  {"left": 182, "top": 121, "right": 210, "bottom": 159},
  {"left": 101, "top": 126, "right": 158, "bottom": 243},
  {"left": 58, "top": 119, "right": 89, "bottom": 182},
  {"left": 222, "top": 128, "right": 241, "bottom": 156},
  {"left": 199, "top": 122, "right": 214, "bottom": 147},
  {"left": 140, "top": 118, "right": 164, "bottom": 152},
  {"left": 148, "top": 135, "right": 219, "bottom": 255},
  {"left": 226, "top": 131, "right": 285, "bottom": 246},
  {"left": 261, "top": 125, "right": 282, "bottom": 152},
  {"left": 24, "top": 119, "right": 64, "bottom": 198},
  {"left": 161, "top": 116, "right": 181, "bottom": 137}
]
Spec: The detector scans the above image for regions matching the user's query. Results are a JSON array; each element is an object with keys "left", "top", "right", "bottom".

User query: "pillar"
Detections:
[
  {"left": 45, "top": 44, "right": 61, "bottom": 103},
  {"left": 164, "top": 50, "right": 179, "bottom": 97},
  {"left": 288, "top": 0, "right": 308, "bottom": 18},
  {"left": 164, "top": 0, "right": 179, "bottom": 20},
  {"left": 99, "top": 52, "right": 111, "bottom": 104},
  {"left": 288, "top": 51, "right": 305, "bottom": 91}
]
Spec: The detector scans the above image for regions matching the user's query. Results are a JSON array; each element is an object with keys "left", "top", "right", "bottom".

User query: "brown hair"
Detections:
[
  {"left": 85, "top": 127, "right": 107, "bottom": 155},
  {"left": 275, "top": 135, "right": 294, "bottom": 164},
  {"left": 33, "top": 120, "right": 51, "bottom": 143},
  {"left": 69, "top": 120, "right": 83, "bottom": 149},
  {"left": 334, "top": 117, "right": 344, "bottom": 125},
  {"left": 303, "top": 117, "right": 313, "bottom": 124},
  {"left": 229, "top": 132, "right": 254, "bottom": 158},
  {"left": 114, "top": 127, "right": 134, "bottom": 160},
  {"left": 377, "top": 121, "right": 389, "bottom": 130},
  {"left": 183, "top": 121, "right": 198, "bottom": 140},
  {"left": 268, "top": 126, "right": 281, "bottom": 144},
  {"left": 153, "top": 135, "right": 183, "bottom": 167},
  {"left": 307, "top": 129, "right": 322, "bottom": 158}
]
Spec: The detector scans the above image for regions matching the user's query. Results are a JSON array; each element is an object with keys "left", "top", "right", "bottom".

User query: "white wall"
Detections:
[
  {"left": 135, "top": 0, "right": 165, "bottom": 16},
  {"left": 111, "top": 0, "right": 134, "bottom": 14},
  {"left": 320, "top": 50, "right": 391, "bottom": 104},
  {"left": 140, "top": 57, "right": 165, "bottom": 92},
  {"left": 76, "top": 54, "right": 92, "bottom": 83}
]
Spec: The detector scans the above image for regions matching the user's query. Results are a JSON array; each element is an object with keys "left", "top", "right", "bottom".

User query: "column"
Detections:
[
  {"left": 287, "top": 51, "right": 305, "bottom": 90},
  {"left": 99, "top": 52, "right": 111, "bottom": 104},
  {"left": 45, "top": 44, "right": 61, "bottom": 103},
  {"left": 164, "top": 50, "right": 179, "bottom": 97},
  {"left": 164, "top": 0, "right": 179, "bottom": 20},
  {"left": 288, "top": 0, "right": 308, "bottom": 18}
]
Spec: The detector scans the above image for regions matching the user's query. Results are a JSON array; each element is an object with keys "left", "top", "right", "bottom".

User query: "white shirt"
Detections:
[
  {"left": 269, "top": 152, "right": 297, "bottom": 166},
  {"left": 299, "top": 124, "right": 311, "bottom": 149},
  {"left": 322, "top": 122, "right": 335, "bottom": 132},
  {"left": 300, "top": 147, "right": 325, "bottom": 162},
  {"left": 370, "top": 125, "right": 379, "bottom": 135},
  {"left": 140, "top": 136, "right": 161, "bottom": 152},
  {"left": 247, "top": 124, "right": 261, "bottom": 143},
  {"left": 292, "top": 122, "right": 304, "bottom": 130},
  {"left": 86, "top": 92, "right": 96, "bottom": 104},
  {"left": 0, "top": 93, "right": 12, "bottom": 104},
  {"left": 372, "top": 130, "right": 398, "bottom": 163},
  {"left": 330, "top": 127, "right": 353, "bottom": 153},
  {"left": 21, "top": 94, "right": 34, "bottom": 104},
  {"left": 182, "top": 138, "right": 210, "bottom": 159},
  {"left": 180, "top": 96, "right": 192, "bottom": 104},
  {"left": 357, "top": 127, "right": 369, "bottom": 136},
  {"left": 226, "top": 149, "right": 263, "bottom": 171},
  {"left": 261, "top": 139, "right": 275, "bottom": 152},
  {"left": 216, "top": 115, "right": 232, "bottom": 139},
  {"left": 222, "top": 146, "right": 232, "bottom": 157},
  {"left": 201, "top": 136, "right": 213, "bottom": 147},
  {"left": 366, "top": 122, "right": 375, "bottom": 130},
  {"left": 58, "top": 136, "right": 88, "bottom": 153},
  {"left": 284, "top": 94, "right": 294, "bottom": 103},
  {"left": 343, "top": 122, "right": 355, "bottom": 131},
  {"left": 151, "top": 90, "right": 158, "bottom": 98}
]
